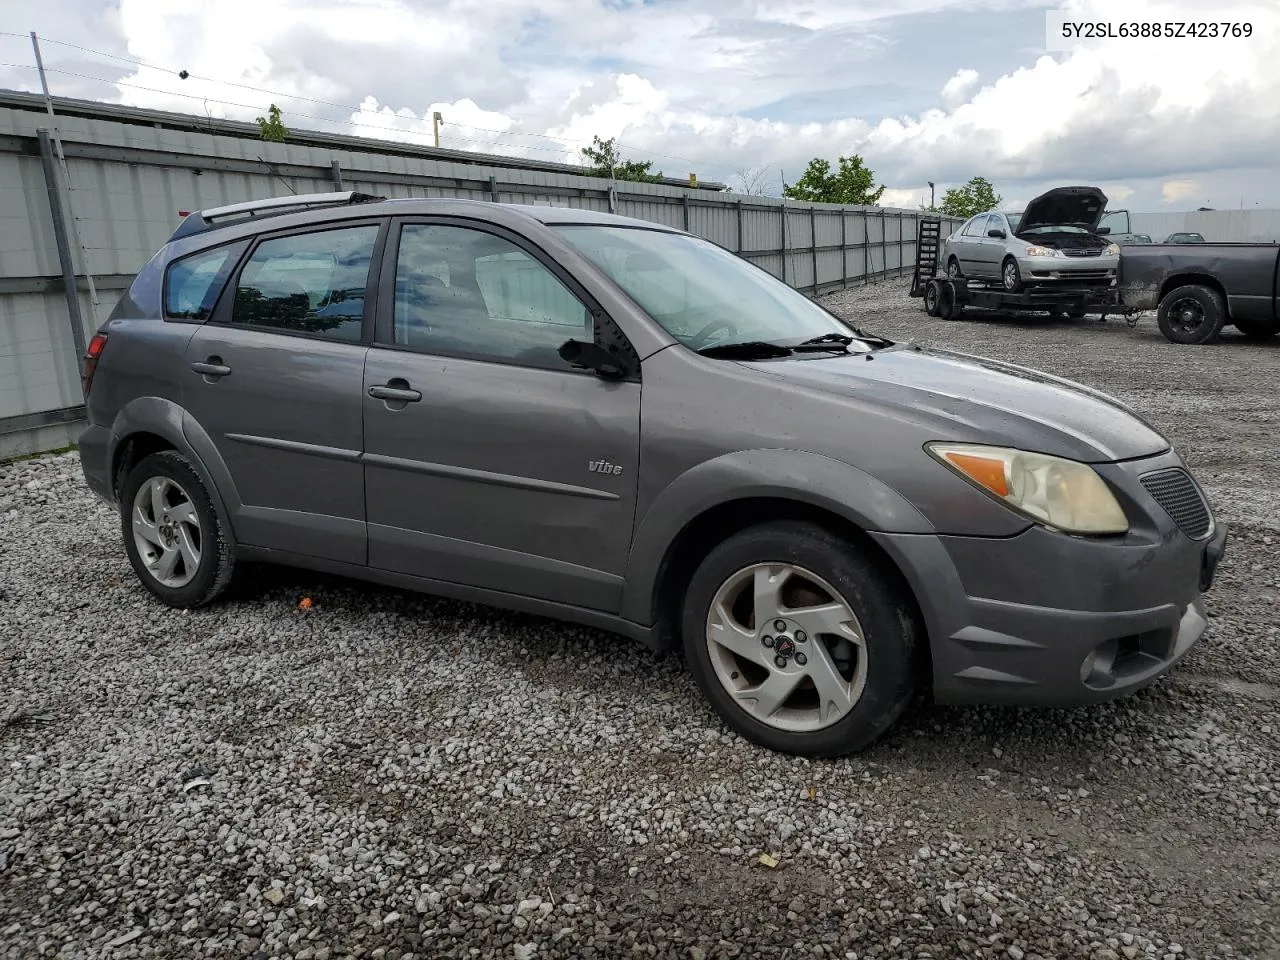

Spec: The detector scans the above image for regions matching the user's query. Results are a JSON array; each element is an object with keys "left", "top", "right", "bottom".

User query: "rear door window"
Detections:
[
  {"left": 164, "top": 241, "right": 248, "bottom": 320},
  {"left": 230, "top": 225, "right": 379, "bottom": 342}
]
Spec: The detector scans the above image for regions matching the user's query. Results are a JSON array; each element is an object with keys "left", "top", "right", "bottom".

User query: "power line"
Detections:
[{"left": 1, "top": 30, "right": 738, "bottom": 177}]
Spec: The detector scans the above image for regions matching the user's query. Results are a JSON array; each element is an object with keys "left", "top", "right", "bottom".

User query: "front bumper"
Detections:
[
  {"left": 871, "top": 450, "right": 1225, "bottom": 707},
  {"left": 1018, "top": 253, "right": 1118, "bottom": 286}
]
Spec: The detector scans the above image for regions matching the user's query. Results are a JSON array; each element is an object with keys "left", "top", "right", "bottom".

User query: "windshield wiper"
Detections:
[
  {"left": 695, "top": 340, "right": 793, "bottom": 359},
  {"left": 793, "top": 331, "right": 895, "bottom": 351}
]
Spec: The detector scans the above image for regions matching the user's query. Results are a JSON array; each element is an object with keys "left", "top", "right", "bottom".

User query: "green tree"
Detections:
[
  {"left": 579, "top": 135, "right": 664, "bottom": 183},
  {"left": 782, "top": 155, "right": 885, "bottom": 205},
  {"left": 257, "top": 104, "right": 288, "bottom": 143},
  {"left": 939, "top": 176, "right": 1003, "bottom": 219}
]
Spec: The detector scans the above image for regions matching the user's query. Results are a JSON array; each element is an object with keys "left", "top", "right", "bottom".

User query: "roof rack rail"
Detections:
[{"left": 169, "top": 190, "right": 387, "bottom": 241}]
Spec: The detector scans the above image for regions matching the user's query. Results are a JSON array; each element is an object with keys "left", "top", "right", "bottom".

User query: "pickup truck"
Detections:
[{"left": 1117, "top": 243, "right": 1280, "bottom": 344}]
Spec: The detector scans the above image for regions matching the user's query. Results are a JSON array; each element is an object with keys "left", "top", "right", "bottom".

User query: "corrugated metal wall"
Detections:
[
  {"left": 0, "top": 99, "right": 960, "bottom": 457},
  {"left": 1128, "top": 209, "right": 1280, "bottom": 243}
]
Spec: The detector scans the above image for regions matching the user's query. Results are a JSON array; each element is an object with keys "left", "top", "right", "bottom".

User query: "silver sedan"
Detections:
[{"left": 941, "top": 187, "right": 1122, "bottom": 292}]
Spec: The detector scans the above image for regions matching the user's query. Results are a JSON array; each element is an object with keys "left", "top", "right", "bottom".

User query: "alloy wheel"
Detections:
[
  {"left": 704, "top": 563, "right": 868, "bottom": 732},
  {"left": 1169, "top": 297, "right": 1206, "bottom": 335},
  {"left": 131, "top": 476, "right": 202, "bottom": 588}
]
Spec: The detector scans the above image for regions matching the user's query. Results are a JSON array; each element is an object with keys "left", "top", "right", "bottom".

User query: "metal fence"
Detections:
[
  {"left": 0, "top": 96, "right": 960, "bottom": 457},
  {"left": 1127, "top": 209, "right": 1280, "bottom": 244}
]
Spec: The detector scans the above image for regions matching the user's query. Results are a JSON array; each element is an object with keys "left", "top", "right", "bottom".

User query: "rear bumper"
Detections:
[
  {"left": 78, "top": 423, "right": 114, "bottom": 504},
  {"left": 871, "top": 453, "right": 1225, "bottom": 707}
]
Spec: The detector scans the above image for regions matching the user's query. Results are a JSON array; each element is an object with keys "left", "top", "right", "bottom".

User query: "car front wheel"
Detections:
[
  {"left": 1001, "top": 257, "right": 1023, "bottom": 292},
  {"left": 119, "top": 450, "right": 235, "bottom": 608},
  {"left": 681, "top": 521, "right": 919, "bottom": 757}
]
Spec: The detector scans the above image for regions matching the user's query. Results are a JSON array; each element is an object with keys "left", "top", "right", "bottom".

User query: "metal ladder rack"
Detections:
[{"left": 908, "top": 217, "right": 942, "bottom": 297}]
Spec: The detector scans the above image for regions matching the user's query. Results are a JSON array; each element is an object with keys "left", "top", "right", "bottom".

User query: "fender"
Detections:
[
  {"left": 108, "top": 396, "right": 242, "bottom": 545},
  {"left": 619, "top": 448, "right": 935, "bottom": 625}
]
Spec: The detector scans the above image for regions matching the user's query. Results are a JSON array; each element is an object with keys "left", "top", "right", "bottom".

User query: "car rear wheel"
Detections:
[
  {"left": 1001, "top": 257, "right": 1023, "bottom": 293},
  {"left": 1233, "top": 317, "right": 1279, "bottom": 340},
  {"left": 946, "top": 257, "right": 963, "bottom": 279},
  {"left": 1156, "top": 284, "right": 1227, "bottom": 345},
  {"left": 119, "top": 451, "right": 235, "bottom": 608},
  {"left": 681, "top": 521, "right": 919, "bottom": 757}
]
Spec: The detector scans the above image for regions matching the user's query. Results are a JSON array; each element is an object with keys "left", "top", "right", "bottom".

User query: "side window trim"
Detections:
[
  {"left": 161, "top": 239, "right": 251, "bottom": 324},
  {"left": 209, "top": 217, "right": 389, "bottom": 345},
  {"left": 373, "top": 216, "right": 640, "bottom": 380}
]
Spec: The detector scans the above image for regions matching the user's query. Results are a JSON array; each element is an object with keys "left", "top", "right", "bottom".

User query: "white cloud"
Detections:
[
  {"left": 7, "top": 0, "right": 1280, "bottom": 209},
  {"left": 1162, "top": 179, "right": 1199, "bottom": 204},
  {"left": 941, "top": 68, "right": 979, "bottom": 104}
]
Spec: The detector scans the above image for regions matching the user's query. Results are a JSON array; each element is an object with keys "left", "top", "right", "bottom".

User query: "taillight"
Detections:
[{"left": 82, "top": 332, "right": 109, "bottom": 396}]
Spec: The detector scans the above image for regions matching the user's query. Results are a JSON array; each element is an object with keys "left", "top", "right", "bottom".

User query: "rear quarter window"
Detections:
[{"left": 164, "top": 241, "right": 248, "bottom": 320}]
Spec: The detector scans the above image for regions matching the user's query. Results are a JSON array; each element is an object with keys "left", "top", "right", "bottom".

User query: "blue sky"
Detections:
[{"left": 3, "top": 0, "right": 1278, "bottom": 211}]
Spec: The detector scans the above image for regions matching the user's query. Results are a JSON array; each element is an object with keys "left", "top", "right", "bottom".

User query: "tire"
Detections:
[
  {"left": 1066, "top": 305, "right": 1087, "bottom": 320},
  {"left": 1234, "top": 317, "right": 1279, "bottom": 340},
  {"left": 946, "top": 256, "right": 963, "bottom": 279},
  {"left": 923, "top": 279, "right": 941, "bottom": 317},
  {"left": 119, "top": 450, "right": 235, "bottom": 608},
  {"left": 1001, "top": 257, "right": 1023, "bottom": 293},
  {"left": 680, "top": 521, "right": 919, "bottom": 757},
  {"left": 1156, "top": 284, "right": 1227, "bottom": 345},
  {"left": 937, "top": 280, "right": 960, "bottom": 320}
]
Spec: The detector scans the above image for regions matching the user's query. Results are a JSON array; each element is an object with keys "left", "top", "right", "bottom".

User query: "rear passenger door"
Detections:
[
  {"left": 361, "top": 218, "right": 642, "bottom": 613},
  {"left": 954, "top": 215, "right": 989, "bottom": 275},
  {"left": 180, "top": 219, "right": 386, "bottom": 565}
]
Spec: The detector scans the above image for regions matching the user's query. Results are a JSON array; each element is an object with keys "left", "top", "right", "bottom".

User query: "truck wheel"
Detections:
[
  {"left": 1157, "top": 284, "right": 1227, "bottom": 344},
  {"left": 680, "top": 521, "right": 919, "bottom": 757},
  {"left": 1233, "top": 317, "right": 1279, "bottom": 340},
  {"left": 946, "top": 256, "right": 963, "bottom": 279},
  {"left": 923, "top": 279, "right": 942, "bottom": 316},
  {"left": 1001, "top": 257, "right": 1023, "bottom": 293}
]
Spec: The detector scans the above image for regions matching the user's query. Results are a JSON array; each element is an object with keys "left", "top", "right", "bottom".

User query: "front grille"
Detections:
[
  {"left": 1140, "top": 468, "right": 1212, "bottom": 540},
  {"left": 1062, "top": 248, "right": 1102, "bottom": 258}
]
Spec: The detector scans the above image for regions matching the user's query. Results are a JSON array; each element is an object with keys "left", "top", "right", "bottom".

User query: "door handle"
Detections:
[
  {"left": 191, "top": 358, "right": 231, "bottom": 378},
  {"left": 368, "top": 382, "right": 422, "bottom": 403}
]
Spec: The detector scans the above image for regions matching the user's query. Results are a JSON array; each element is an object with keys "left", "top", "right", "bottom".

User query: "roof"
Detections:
[{"left": 0, "top": 88, "right": 728, "bottom": 192}]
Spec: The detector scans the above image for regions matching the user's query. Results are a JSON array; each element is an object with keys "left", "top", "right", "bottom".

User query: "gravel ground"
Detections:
[{"left": 2, "top": 280, "right": 1278, "bottom": 960}]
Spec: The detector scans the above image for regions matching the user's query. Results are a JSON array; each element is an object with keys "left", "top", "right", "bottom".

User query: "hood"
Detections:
[
  {"left": 751, "top": 345, "right": 1169, "bottom": 464},
  {"left": 1018, "top": 185, "right": 1108, "bottom": 233}
]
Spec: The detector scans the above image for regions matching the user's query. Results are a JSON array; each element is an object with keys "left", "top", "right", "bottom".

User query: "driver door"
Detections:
[{"left": 362, "top": 218, "right": 642, "bottom": 613}]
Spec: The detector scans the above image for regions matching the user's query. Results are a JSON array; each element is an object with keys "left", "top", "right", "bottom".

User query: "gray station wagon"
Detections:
[{"left": 78, "top": 192, "right": 1227, "bottom": 756}]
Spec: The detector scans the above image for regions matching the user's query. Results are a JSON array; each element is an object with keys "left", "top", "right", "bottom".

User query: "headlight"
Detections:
[
  {"left": 1103, "top": 243, "right": 1120, "bottom": 256},
  {"left": 1023, "top": 245, "right": 1061, "bottom": 258},
  {"left": 927, "top": 443, "right": 1129, "bottom": 535}
]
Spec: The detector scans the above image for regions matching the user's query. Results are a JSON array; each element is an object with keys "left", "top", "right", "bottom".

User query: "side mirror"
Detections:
[
  {"left": 987, "top": 228, "right": 1006, "bottom": 239},
  {"left": 1096, "top": 226, "right": 1111, "bottom": 235},
  {"left": 558, "top": 339, "right": 626, "bottom": 379}
]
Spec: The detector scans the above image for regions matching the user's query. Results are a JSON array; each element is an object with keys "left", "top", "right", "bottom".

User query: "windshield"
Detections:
[
  {"left": 1007, "top": 213, "right": 1022, "bottom": 231},
  {"left": 553, "top": 225, "right": 856, "bottom": 349}
]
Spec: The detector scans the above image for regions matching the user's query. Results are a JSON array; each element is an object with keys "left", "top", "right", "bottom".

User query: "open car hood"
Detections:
[{"left": 1018, "top": 185, "right": 1108, "bottom": 233}]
